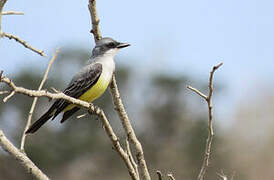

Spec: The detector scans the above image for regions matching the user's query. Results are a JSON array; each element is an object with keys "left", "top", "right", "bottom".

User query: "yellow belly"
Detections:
[{"left": 64, "top": 75, "right": 109, "bottom": 111}]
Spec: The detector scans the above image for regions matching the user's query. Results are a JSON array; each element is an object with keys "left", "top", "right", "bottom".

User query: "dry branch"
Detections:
[
  {"left": 20, "top": 49, "right": 59, "bottom": 151},
  {"left": 88, "top": 0, "right": 102, "bottom": 42},
  {"left": 187, "top": 62, "right": 223, "bottom": 180},
  {"left": 156, "top": 171, "right": 163, "bottom": 180},
  {"left": 167, "top": 173, "right": 176, "bottom": 180},
  {"left": 88, "top": 0, "right": 151, "bottom": 179},
  {"left": 109, "top": 76, "right": 151, "bottom": 180},
  {"left": 2, "top": 32, "right": 46, "bottom": 56},
  {"left": 0, "top": 130, "right": 50, "bottom": 180},
  {"left": 2, "top": 11, "right": 24, "bottom": 15},
  {"left": 0, "top": 0, "right": 7, "bottom": 33}
]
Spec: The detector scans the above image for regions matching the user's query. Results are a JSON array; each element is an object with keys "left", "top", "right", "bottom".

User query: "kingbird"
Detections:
[{"left": 26, "top": 37, "right": 130, "bottom": 134}]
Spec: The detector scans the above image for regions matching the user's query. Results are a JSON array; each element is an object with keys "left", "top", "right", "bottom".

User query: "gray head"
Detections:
[{"left": 92, "top": 37, "right": 130, "bottom": 57}]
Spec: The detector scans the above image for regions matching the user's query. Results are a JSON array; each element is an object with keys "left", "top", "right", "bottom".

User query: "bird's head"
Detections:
[{"left": 92, "top": 37, "right": 130, "bottom": 58}]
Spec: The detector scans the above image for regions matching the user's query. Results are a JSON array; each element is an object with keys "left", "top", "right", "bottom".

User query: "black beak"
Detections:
[{"left": 116, "top": 42, "right": 130, "bottom": 49}]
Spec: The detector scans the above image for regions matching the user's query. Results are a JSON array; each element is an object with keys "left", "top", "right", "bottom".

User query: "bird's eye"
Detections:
[{"left": 107, "top": 42, "right": 116, "bottom": 48}]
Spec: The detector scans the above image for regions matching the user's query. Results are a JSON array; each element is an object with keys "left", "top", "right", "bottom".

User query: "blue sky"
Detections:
[{"left": 1, "top": 0, "right": 274, "bottom": 125}]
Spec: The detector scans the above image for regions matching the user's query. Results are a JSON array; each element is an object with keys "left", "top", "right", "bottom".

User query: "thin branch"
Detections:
[
  {"left": 109, "top": 75, "right": 151, "bottom": 180},
  {"left": 156, "top": 171, "right": 163, "bottom": 180},
  {"left": 76, "top": 113, "right": 87, "bottom": 119},
  {"left": 0, "top": 76, "right": 138, "bottom": 180},
  {"left": 3, "top": 90, "right": 14, "bottom": 102},
  {"left": 96, "top": 108, "right": 138, "bottom": 180},
  {"left": 0, "top": 129, "right": 49, "bottom": 180},
  {"left": 167, "top": 173, "right": 176, "bottom": 180},
  {"left": 126, "top": 138, "right": 139, "bottom": 179},
  {"left": 88, "top": 0, "right": 150, "bottom": 179},
  {"left": 20, "top": 49, "right": 59, "bottom": 151},
  {"left": 88, "top": 0, "right": 102, "bottom": 42},
  {"left": 2, "top": 32, "right": 46, "bottom": 56},
  {"left": 187, "top": 62, "right": 223, "bottom": 180},
  {"left": 186, "top": 86, "right": 207, "bottom": 100},
  {"left": 216, "top": 170, "right": 227, "bottom": 180},
  {"left": 0, "top": 90, "right": 9, "bottom": 95},
  {"left": 2, "top": 11, "right": 24, "bottom": 15},
  {"left": 0, "top": 0, "right": 7, "bottom": 33}
]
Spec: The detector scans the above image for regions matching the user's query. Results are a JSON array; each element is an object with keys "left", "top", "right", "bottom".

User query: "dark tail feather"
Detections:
[
  {"left": 25, "top": 109, "right": 54, "bottom": 134},
  {"left": 61, "top": 107, "right": 80, "bottom": 123}
]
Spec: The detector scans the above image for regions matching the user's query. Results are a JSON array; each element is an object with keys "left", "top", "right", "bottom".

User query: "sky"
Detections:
[{"left": 1, "top": 0, "right": 274, "bottom": 126}]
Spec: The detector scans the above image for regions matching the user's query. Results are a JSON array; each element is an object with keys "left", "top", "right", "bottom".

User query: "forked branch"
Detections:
[{"left": 187, "top": 62, "right": 223, "bottom": 180}]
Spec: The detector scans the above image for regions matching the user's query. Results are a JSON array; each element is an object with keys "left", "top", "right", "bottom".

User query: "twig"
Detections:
[
  {"left": 3, "top": 90, "right": 14, "bottom": 102},
  {"left": 88, "top": 0, "right": 102, "bottom": 42},
  {"left": 186, "top": 86, "right": 207, "bottom": 100},
  {"left": 20, "top": 49, "right": 59, "bottom": 151},
  {"left": 0, "top": 76, "right": 138, "bottom": 180},
  {"left": 2, "top": 11, "right": 24, "bottom": 15},
  {"left": 0, "top": 0, "right": 7, "bottom": 33},
  {"left": 0, "top": 90, "right": 9, "bottom": 95},
  {"left": 109, "top": 76, "right": 151, "bottom": 180},
  {"left": 156, "top": 171, "right": 163, "bottom": 180},
  {"left": 126, "top": 138, "right": 139, "bottom": 179},
  {"left": 187, "top": 62, "right": 223, "bottom": 180},
  {"left": 216, "top": 170, "right": 227, "bottom": 180},
  {"left": 2, "top": 32, "right": 46, "bottom": 56},
  {"left": 96, "top": 108, "right": 138, "bottom": 180},
  {"left": 0, "top": 129, "right": 49, "bottom": 180},
  {"left": 76, "top": 113, "right": 87, "bottom": 119},
  {"left": 167, "top": 173, "right": 176, "bottom": 180}
]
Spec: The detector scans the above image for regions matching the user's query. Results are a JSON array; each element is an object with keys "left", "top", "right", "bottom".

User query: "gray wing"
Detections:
[
  {"left": 51, "top": 63, "right": 103, "bottom": 119},
  {"left": 26, "top": 63, "right": 103, "bottom": 133}
]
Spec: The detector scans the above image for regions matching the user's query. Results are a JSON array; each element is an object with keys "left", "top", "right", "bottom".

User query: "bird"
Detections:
[{"left": 25, "top": 37, "right": 130, "bottom": 134}]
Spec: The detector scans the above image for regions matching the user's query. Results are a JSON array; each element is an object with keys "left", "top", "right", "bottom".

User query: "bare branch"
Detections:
[
  {"left": 186, "top": 85, "right": 207, "bottom": 100},
  {"left": 109, "top": 75, "right": 151, "bottom": 180},
  {"left": 126, "top": 138, "right": 139, "bottom": 179},
  {"left": 0, "top": 129, "right": 49, "bottom": 180},
  {"left": 167, "top": 173, "right": 176, "bottom": 180},
  {"left": 88, "top": 0, "right": 149, "bottom": 179},
  {"left": 2, "top": 11, "right": 24, "bottom": 15},
  {"left": 0, "top": 0, "right": 7, "bottom": 33},
  {"left": 20, "top": 49, "right": 59, "bottom": 151},
  {"left": 187, "top": 62, "right": 223, "bottom": 180},
  {"left": 156, "top": 171, "right": 163, "bottom": 180},
  {"left": 3, "top": 90, "right": 14, "bottom": 102},
  {"left": 88, "top": 0, "right": 102, "bottom": 42},
  {"left": 216, "top": 170, "right": 228, "bottom": 180},
  {"left": 76, "top": 113, "right": 87, "bottom": 119},
  {"left": 0, "top": 90, "right": 9, "bottom": 95},
  {"left": 96, "top": 109, "right": 138, "bottom": 180},
  {"left": 2, "top": 32, "right": 46, "bottom": 56}
]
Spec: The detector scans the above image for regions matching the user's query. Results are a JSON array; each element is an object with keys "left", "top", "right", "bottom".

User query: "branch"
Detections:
[
  {"left": 20, "top": 49, "right": 59, "bottom": 151},
  {"left": 109, "top": 76, "right": 151, "bottom": 180},
  {"left": 0, "top": 0, "right": 7, "bottom": 33},
  {"left": 2, "top": 32, "right": 46, "bottom": 56},
  {"left": 0, "top": 75, "right": 138, "bottom": 180},
  {"left": 88, "top": 0, "right": 150, "bottom": 179},
  {"left": 2, "top": 11, "right": 24, "bottom": 15},
  {"left": 0, "top": 130, "right": 49, "bottom": 180},
  {"left": 126, "top": 138, "right": 139, "bottom": 179},
  {"left": 88, "top": 0, "right": 102, "bottom": 42},
  {"left": 167, "top": 173, "right": 176, "bottom": 180},
  {"left": 156, "top": 171, "right": 163, "bottom": 180},
  {"left": 187, "top": 62, "right": 223, "bottom": 180}
]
